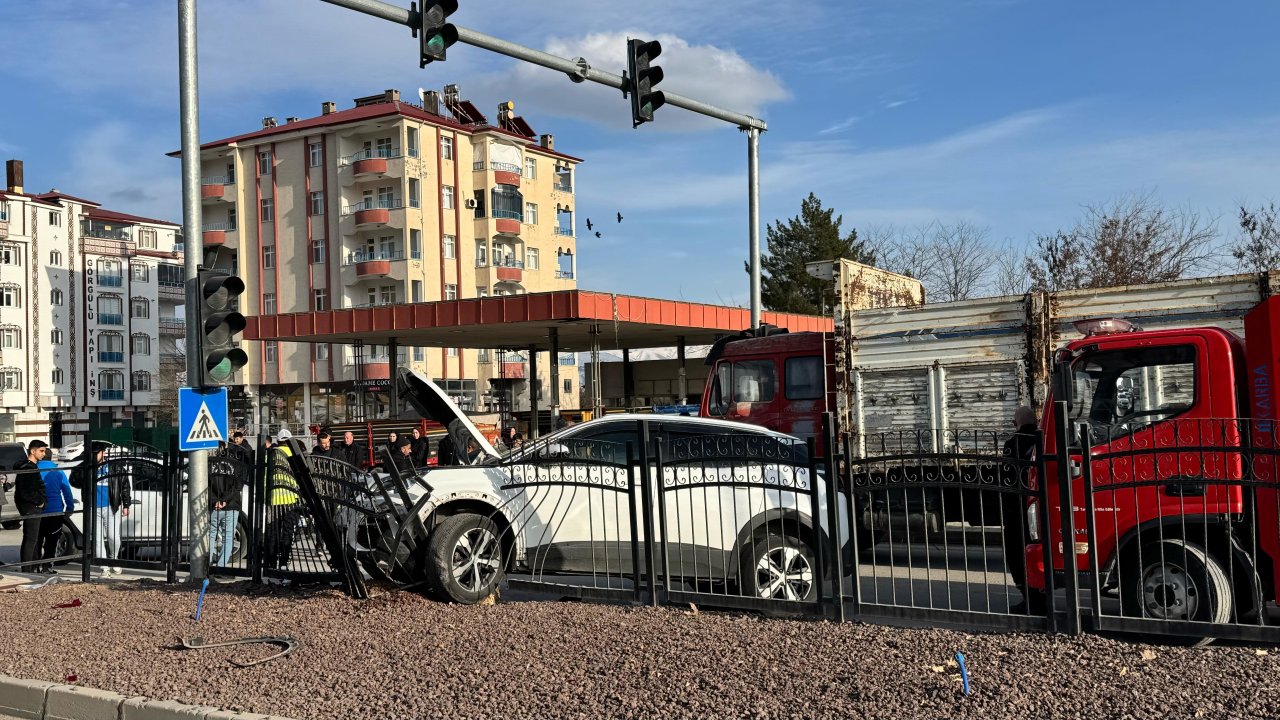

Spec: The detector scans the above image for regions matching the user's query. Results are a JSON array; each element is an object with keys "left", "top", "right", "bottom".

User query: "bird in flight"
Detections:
[
  {"left": 616, "top": 212, "right": 624, "bottom": 223},
  {"left": 585, "top": 218, "right": 594, "bottom": 231},
  {"left": 594, "top": 231, "right": 602, "bottom": 238}
]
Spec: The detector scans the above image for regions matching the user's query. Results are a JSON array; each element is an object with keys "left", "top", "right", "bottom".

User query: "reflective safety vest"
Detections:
[{"left": 269, "top": 445, "right": 299, "bottom": 506}]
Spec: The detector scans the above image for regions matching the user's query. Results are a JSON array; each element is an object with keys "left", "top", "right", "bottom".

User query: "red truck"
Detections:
[{"left": 702, "top": 294, "right": 1280, "bottom": 626}]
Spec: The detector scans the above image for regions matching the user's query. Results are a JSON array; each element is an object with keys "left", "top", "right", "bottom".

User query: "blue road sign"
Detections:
[{"left": 179, "top": 387, "right": 229, "bottom": 451}]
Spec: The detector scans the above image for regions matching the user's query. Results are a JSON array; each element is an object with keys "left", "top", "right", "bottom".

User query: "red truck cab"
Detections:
[
  {"left": 1026, "top": 296, "right": 1280, "bottom": 623},
  {"left": 700, "top": 332, "right": 836, "bottom": 451}
]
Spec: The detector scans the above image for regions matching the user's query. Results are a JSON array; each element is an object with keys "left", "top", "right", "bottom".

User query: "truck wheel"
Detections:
[
  {"left": 424, "top": 513, "right": 504, "bottom": 604},
  {"left": 1121, "top": 539, "right": 1231, "bottom": 636},
  {"left": 740, "top": 533, "right": 817, "bottom": 602}
]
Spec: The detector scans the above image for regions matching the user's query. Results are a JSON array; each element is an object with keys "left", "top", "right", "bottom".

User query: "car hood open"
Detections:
[{"left": 397, "top": 369, "right": 498, "bottom": 463}]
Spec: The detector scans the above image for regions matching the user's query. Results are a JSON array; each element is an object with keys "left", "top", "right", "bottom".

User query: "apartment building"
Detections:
[
  {"left": 0, "top": 160, "right": 185, "bottom": 443},
  {"left": 190, "top": 87, "right": 581, "bottom": 431}
]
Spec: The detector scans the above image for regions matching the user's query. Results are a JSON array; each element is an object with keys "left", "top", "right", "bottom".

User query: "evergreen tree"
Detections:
[{"left": 753, "top": 193, "right": 875, "bottom": 314}]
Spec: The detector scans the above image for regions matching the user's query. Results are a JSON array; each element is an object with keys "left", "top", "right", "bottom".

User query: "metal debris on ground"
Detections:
[
  {"left": 178, "top": 635, "right": 299, "bottom": 668},
  {"left": 53, "top": 598, "right": 82, "bottom": 609}
]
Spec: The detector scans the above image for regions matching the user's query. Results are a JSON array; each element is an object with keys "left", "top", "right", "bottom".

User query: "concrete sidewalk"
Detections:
[{"left": 0, "top": 675, "right": 293, "bottom": 720}]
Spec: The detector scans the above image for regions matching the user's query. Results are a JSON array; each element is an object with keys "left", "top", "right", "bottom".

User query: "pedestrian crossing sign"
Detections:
[{"left": 179, "top": 387, "right": 229, "bottom": 451}]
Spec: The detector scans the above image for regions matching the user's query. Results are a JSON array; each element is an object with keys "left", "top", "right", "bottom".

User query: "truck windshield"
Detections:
[
  {"left": 706, "top": 360, "right": 777, "bottom": 416},
  {"left": 1069, "top": 344, "right": 1197, "bottom": 442}
]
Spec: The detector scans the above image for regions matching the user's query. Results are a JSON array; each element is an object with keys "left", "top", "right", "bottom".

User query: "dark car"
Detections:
[{"left": 0, "top": 441, "right": 31, "bottom": 529}]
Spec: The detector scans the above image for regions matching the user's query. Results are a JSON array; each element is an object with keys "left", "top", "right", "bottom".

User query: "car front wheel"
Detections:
[
  {"left": 424, "top": 513, "right": 503, "bottom": 604},
  {"left": 740, "top": 533, "right": 817, "bottom": 602}
]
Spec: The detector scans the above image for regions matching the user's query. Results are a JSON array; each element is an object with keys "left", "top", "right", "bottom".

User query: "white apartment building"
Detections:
[
  {"left": 0, "top": 160, "right": 185, "bottom": 443},
  {"left": 186, "top": 86, "right": 582, "bottom": 432}
]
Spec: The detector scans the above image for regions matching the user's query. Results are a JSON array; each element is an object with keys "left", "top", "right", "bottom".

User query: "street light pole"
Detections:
[
  {"left": 178, "top": 0, "right": 209, "bottom": 581},
  {"left": 747, "top": 127, "right": 761, "bottom": 329}
]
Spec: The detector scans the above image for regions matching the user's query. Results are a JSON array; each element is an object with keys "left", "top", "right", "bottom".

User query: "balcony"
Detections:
[
  {"left": 201, "top": 222, "right": 237, "bottom": 248},
  {"left": 345, "top": 199, "right": 403, "bottom": 228},
  {"left": 201, "top": 175, "right": 233, "bottom": 201},
  {"left": 554, "top": 181, "right": 573, "bottom": 194},
  {"left": 499, "top": 361, "right": 526, "bottom": 379},
  {"left": 555, "top": 269, "right": 575, "bottom": 280},
  {"left": 98, "top": 351, "right": 124, "bottom": 363},
  {"left": 343, "top": 148, "right": 401, "bottom": 184},
  {"left": 159, "top": 283, "right": 184, "bottom": 301},
  {"left": 99, "top": 275, "right": 124, "bottom": 288},
  {"left": 159, "top": 318, "right": 184, "bottom": 336},
  {"left": 492, "top": 209, "right": 523, "bottom": 236},
  {"left": 554, "top": 226, "right": 574, "bottom": 237},
  {"left": 99, "top": 314, "right": 124, "bottom": 326},
  {"left": 100, "top": 389, "right": 125, "bottom": 401}
]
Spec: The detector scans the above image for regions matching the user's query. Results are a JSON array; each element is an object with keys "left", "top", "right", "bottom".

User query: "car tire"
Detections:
[
  {"left": 424, "top": 513, "right": 503, "bottom": 604},
  {"left": 2, "top": 520, "right": 20, "bottom": 531},
  {"left": 227, "top": 520, "right": 249, "bottom": 566},
  {"left": 1120, "top": 538, "right": 1231, "bottom": 645},
  {"left": 739, "top": 533, "right": 818, "bottom": 602},
  {"left": 53, "top": 526, "right": 77, "bottom": 566}
]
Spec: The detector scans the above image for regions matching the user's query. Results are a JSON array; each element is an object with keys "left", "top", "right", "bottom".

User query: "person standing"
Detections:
[
  {"left": 410, "top": 427, "right": 431, "bottom": 467},
  {"left": 1002, "top": 406, "right": 1043, "bottom": 614},
  {"left": 390, "top": 436, "right": 418, "bottom": 477},
  {"left": 337, "top": 431, "right": 363, "bottom": 468},
  {"left": 311, "top": 430, "right": 335, "bottom": 458},
  {"left": 13, "top": 441, "right": 50, "bottom": 570},
  {"left": 264, "top": 429, "right": 301, "bottom": 571},
  {"left": 209, "top": 447, "right": 244, "bottom": 570},
  {"left": 91, "top": 443, "right": 131, "bottom": 575},
  {"left": 38, "top": 456, "right": 76, "bottom": 572}
]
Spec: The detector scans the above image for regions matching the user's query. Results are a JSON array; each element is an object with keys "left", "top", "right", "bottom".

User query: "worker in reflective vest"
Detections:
[{"left": 264, "top": 430, "right": 301, "bottom": 570}]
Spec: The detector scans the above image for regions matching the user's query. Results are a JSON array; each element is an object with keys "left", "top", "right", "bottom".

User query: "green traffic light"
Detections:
[
  {"left": 426, "top": 34, "right": 446, "bottom": 55},
  {"left": 209, "top": 357, "right": 234, "bottom": 383}
]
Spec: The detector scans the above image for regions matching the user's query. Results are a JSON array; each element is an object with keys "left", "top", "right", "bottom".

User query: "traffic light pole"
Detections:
[
  {"left": 318, "top": 0, "right": 768, "bottom": 326},
  {"left": 178, "top": 0, "right": 210, "bottom": 581}
]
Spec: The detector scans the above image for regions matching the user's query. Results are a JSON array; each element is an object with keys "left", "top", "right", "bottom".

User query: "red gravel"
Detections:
[{"left": 0, "top": 579, "right": 1277, "bottom": 719}]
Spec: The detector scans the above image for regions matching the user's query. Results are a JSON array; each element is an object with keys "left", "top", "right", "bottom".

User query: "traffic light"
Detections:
[
  {"left": 189, "top": 270, "right": 248, "bottom": 387},
  {"left": 626, "top": 38, "right": 666, "bottom": 127},
  {"left": 415, "top": 1, "right": 458, "bottom": 66}
]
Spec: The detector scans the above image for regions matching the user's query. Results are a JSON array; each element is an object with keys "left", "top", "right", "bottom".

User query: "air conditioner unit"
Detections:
[{"left": 464, "top": 198, "right": 478, "bottom": 209}]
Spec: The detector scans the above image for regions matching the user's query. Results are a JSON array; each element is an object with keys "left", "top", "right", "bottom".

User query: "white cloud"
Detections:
[
  {"left": 470, "top": 31, "right": 789, "bottom": 132},
  {"left": 819, "top": 116, "right": 862, "bottom": 135}
]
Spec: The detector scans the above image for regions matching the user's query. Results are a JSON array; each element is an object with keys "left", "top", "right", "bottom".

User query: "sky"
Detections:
[{"left": 2, "top": 0, "right": 1279, "bottom": 306}]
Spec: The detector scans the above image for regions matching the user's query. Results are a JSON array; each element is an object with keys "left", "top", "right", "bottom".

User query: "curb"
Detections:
[{"left": 0, "top": 676, "right": 291, "bottom": 720}]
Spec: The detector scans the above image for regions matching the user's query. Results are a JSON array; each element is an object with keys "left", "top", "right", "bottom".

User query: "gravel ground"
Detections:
[{"left": 0, "top": 579, "right": 1277, "bottom": 719}]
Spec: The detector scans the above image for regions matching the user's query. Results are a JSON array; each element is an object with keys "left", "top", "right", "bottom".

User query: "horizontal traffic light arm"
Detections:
[{"left": 318, "top": 0, "right": 766, "bottom": 131}]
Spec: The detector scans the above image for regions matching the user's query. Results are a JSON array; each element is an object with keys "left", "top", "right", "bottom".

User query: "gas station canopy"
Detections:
[{"left": 245, "top": 290, "right": 832, "bottom": 351}]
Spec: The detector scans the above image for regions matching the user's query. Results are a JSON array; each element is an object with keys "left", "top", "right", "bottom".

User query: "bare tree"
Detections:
[
  {"left": 1233, "top": 202, "right": 1280, "bottom": 273},
  {"left": 989, "top": 240, "right": 1034, "bottom": 296},
  {"left": 865, "top": 222, "right": 994, "bottom": 302},
  {"left": 1027, "top": 192, "right": 1220, "bottom": 291}
]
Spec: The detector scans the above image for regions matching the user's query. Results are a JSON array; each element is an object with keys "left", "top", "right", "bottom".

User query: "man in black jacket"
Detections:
[
  {"left": 209, "top": 446, "right": 245, "bottom": 569},
  {"left": 311, "top": 430, "right": 336, "bottom": 458},
  {"left": 13, "top": 440, "right": 50, "bottom": 568},
  {"left": 390, "top": 436, "right": 417, "bottom": 477},
  {"left": 337, "top": 431, "right": 364, "bottom": 468}
]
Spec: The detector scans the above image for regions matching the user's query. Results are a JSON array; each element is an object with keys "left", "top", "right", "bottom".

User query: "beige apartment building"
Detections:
[{"left": 189, "top": 87, "right": 581, "bottom": 432}]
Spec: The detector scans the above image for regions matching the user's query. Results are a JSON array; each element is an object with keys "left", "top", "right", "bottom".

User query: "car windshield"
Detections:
[{"left": 483, "top": 423, "right": 581, "bottom": 465}]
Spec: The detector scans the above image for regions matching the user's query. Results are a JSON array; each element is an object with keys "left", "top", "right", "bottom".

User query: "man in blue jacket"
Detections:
[{"left": 38, "top": 456, "right": 76, "bottom": 573}]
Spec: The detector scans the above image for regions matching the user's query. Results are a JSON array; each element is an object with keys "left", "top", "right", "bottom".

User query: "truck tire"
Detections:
[
  {"left": 740, "top": 533, "right": 817, "bottom": 602},
  {"left": 424, "top": 513, "right": 504, "bottom": 604},
  {"left": 1120, "top": 538, "right": 1231, "bottom": 638}
]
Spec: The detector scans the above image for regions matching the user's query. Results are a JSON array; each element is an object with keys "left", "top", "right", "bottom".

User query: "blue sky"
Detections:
[{"left": 2, "top": 0, "right": 1279, "bottom": 305}]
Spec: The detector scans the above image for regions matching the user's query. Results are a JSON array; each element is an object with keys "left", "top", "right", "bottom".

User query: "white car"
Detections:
[{"left": 356, "top": 371, "right": 847, "bottom": 605}]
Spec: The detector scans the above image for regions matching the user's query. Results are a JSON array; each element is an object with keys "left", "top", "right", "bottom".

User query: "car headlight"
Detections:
[{"left": 1026, "top": 500, "right": 1040, "bottom": 542}]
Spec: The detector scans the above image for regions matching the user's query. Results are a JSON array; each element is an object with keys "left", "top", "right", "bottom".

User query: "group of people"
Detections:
[{"left": 4, "top": 440, "right": 132, "bottom": 576}]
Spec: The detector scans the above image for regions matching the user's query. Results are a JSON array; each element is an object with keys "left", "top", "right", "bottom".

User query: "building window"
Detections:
[
  {"left": 259, "top": 151, "right": 273, "bottom": 174},
  {"left": 413, "top": 347, "right": 424, "bottom": 361},
  {"left": 526, "top": 248, "right": 539, "bottom": 270},
  {"left": 0, "top": 203, "right": 6, "bottom": 221},
  {"left": 409, "top": 178, "right": 420, "bottom": 208},
  {"left": 51, "top": 328, "right": 64, "bottom": 345},
  {"left": 445, "top": 283, "right": 457, "bottom": 301},
  {"left": 375, "top": 137, "right": 393, "bottom": 156},
  {"left": 475, "top": 240, "right": 487, "bottom": 266},
  {"left": 312, "top": 238, "right": 327, "bottom": 264},
  {"left": 263, "top": 293, "right": 276, "bottom": 315},
  {"left": 131, "top": 371, "right": 152, "bottom": 392},
  {"left": 443, "top": 234, "right": 455, "bottom": 259},
  {"left": 410, "top": 229, "right": 421, "bottom": 259},
  {"left": 525, "top": 157, "right": 537, "bottom": 179},
  {"left": 407, "top": 128, "right": 419, "bottom": 157},
  {"left": 260, "top": 198, "right": 274, "bottom": 222},
  {"left": 265, "top": 341, "right": 278, "bottom": 363},
  {"left": 0, "top": 245, "right": 20, "bottom": 266},
  {"left": 1, "top": 328, "right": 20, "bottom": 349},
  {"left": 478, "top": 348, "right": 491, "bottom": 362},
  {"left": 131, "top": 263, "right": 149, "bottom": 281},
  {"left": 314, "top": 344, "right": 329, "bottom": 361},
  {"left": 564, "top": 378, "right": 572, "bottom": 394},
  {"left": 440, "top": 136, "right": 453, "bottom": 160},
  {"left": 447, "top": 347, "right": 458, "bottom": 357},
  {"left": 138, "top": 228, "right": 158, "bottom": 249},
  {"left": 49, "top": 211, "right": 62, "bottom": 227},
  {"left": 442, "top": 185, "right": 455, "bottom": 209},
  {"left": 0, "top": 286, "right": 19, "bottom": 307},
  {"left": 132, "top": 334, "right": 150, "bottom": 356},
  {"left": 379, "top": 285, "right": 396, "bottom": 305},
  {"left": 262, "top": 245, "right": 275, "bottom": 269},
  {"left": 476, "top": 286, "right": 488, "bottom": 297},
  {"left": 97, "top": 295, "right": 123, "bottom": 324},
  {"left": 490, "top": 184, "right": 523, "bottom": 221},
  {"left": 411, "top": 280, "right": 423, "bottom": 303},
  {"left": 313, "top": 288, "right": 329, "bottom": 311},
  {"left": 1, "top": 369, "right": 21, "bottom": 390},
  {"left": 52, "top": 368, "right": 64, "bottom": 385},
  {"left": 472, "top": 190, "right": 486, "bottom": 218},
  {"left": 309, "top": 142, "right": 323, "bottom": 167},
  {"left": 525, "top": 202, "right": 538, "bottom": 225},
  {"left": 309, "top": 191, "right": 324, "bottom": 215},
  {"left": 50, "top": 289, "right": 63, "bottom": 306},
  {"left": 49, "top": 250, "right": 62, "bottom": 266},
  {"left": 227, "top": 206, "right": 238, "bottom": 231},
  {"left": 131, "top": 297, "right": 150, "bottom": 319}
]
